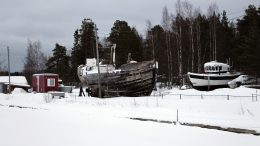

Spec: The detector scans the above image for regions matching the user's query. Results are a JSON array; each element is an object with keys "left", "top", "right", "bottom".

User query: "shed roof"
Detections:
[
  {"left": 204, "top": 61, "right": 229, "bottom": 68},
  {"left": 33, "top": 73, "right": 58, "bottom": 76},
  {"left": 0, "top": 76, "right": 28, "bottom": 85}
]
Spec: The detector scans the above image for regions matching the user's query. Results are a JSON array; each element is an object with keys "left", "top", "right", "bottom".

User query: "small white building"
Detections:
[{"left": 0, "top": 76, "right": 30, "bottom": 93}]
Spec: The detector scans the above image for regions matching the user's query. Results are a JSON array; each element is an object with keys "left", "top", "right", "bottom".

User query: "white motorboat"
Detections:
[{"left": 188, "top": 61, "right": 241, "bottom": 90}]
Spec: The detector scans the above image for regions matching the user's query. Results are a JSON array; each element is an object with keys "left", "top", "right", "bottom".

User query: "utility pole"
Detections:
[
  {"left": 7, "top": 46, "right": 11, "bottom": 94},
  {"left": 150, "top": 31, "right": 157, "bottom": 91},
  {"left": 95, "top": 24, "right": 102, "bottom": 98},
  {"left": 149, "top": 31, "right": 155, "bottom": 62}
]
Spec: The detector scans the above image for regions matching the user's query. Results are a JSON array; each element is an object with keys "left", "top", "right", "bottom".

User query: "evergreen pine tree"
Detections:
[
  {"left": 236, "top": 5, "right": 260, "bottom": 76},
  {"left": 46, "top": 43, "right": 70, "bottom": 82},
  {"left": 70, "top": 18, "right": 97, "bottom": 81},
  {"left": 108, "top": 20, "right": 143, "bottom": 67}
]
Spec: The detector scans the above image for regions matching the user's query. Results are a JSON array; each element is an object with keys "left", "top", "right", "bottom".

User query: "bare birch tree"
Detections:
[
  {"left": 0, "top": 59, "right": 6, "bottom": 72},
  {"left": 23, "top": 40, "right": 47, "bottom": 84},
  {"left": 145, "top": 19, "right": 154, "bottom": 60},
  {"left": 182, "top": 0, "right": 195, "bottom": 72},
  {"left": 175, "top": 0, "right": 183, "bottom": 86},
  {"left": 162, "top": 6, "right": 173, "bottom": 86},
  {"left": 145, "top": 20, "right": 152, "bottom": 38},
  {"left": 207, "top": 3, "right": 219, "bottom": 61},
  {"left": 194, "top": 8, "right": 202, "bottom": 72}
]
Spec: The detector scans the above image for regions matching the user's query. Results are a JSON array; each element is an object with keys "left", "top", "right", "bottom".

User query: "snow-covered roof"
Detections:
[
  {"left": 33, "top": 73, "right": 58, "bottom": 76},
  {"left": 204, "top": 61, "right": 229, "bottom": 68},
  {"left": 204, "top": 61, "right": 230, "bottom": 73},
  {"left": 0, "top": 76, "right": 28, "bottom": 85}
]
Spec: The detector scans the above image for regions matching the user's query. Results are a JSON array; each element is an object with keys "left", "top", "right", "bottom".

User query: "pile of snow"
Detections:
[{"left": 12, "top": 88, "right": 28, "bottom": 94}]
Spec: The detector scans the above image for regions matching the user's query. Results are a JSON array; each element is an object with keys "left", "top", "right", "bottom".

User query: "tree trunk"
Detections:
[
  {"left": 209, "top": 20, "right": 212, "bottom": 61},
  {"left": 196, "top": 21, "right": 201, "bottom": 73},
  {"left": 165, "top": 32, "right": 171, "bottom": 86},
  {"left": 190, "top": 23, "right": 194, "bottom": 72},
  {"left": 179, "top": 23, "right": 183, "bottom": 86},
  {"left": 169, "top": 33, "right": 173, "bottom": 85},
  {"left": 213, "top": 15, "right": 217, "bottom": 61}
]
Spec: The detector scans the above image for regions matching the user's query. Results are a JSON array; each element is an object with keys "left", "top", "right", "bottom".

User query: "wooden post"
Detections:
[
  {"left": 227, "top": 95, "right": 229, "bottom": 100},
  {"left": 207, "top": 75, "right": 210, "bottom": 91},
  {"left": 177, "top": 109, "right": 179, "bottom": 123},
  {"left": 156, "top": 96, "right": 159, "bottom": 107},
  {"left": 201, "top": 94, "right": 203, "bottom": 100},
  {"left": 180, "top": 94, "right": 182, "bottom": 100}
]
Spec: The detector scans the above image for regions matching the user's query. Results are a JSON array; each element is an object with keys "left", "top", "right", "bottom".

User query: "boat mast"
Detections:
[
  {"left": 112, "top": 44, "right": 116, "bottom": 66},
  {"left": 95, "top": 24, "right": 102, "bottom": 98},
  {"left": 151, "top": 32, "right": 157, "bottom": 90}
]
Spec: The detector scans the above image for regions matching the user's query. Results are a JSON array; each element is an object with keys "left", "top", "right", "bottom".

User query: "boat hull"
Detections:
[{"left": 188, "top": 72, "right": 240, "bottom": 91}]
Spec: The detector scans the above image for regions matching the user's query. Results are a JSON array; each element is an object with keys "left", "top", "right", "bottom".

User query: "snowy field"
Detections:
[{"left": 0, "top": 86, "right": 260, "bottom": 146}]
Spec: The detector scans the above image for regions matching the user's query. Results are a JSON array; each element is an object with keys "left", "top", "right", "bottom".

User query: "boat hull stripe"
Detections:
[{"left": 189, "top": 74, "right": 240, "bottom": 80}]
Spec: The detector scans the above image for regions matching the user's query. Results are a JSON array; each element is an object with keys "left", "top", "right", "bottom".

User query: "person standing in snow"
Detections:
[
  {"left": 79, "top": 86, "right": 85, "bottom": 97},
  {"left": 85, "top": 87, "right": 91, "bottom": 97}
]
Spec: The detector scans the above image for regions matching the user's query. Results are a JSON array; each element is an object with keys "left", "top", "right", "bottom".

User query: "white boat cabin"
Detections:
[
  {"left": 204, "top": 61, "right": 230, "bottom": 73},
  {"left": 79, "top": 58, "right": 117, "bottom": 76}
]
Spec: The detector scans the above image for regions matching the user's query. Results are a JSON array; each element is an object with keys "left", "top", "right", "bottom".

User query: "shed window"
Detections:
[{"left": 47, "top": 78, "right": 55, "bottom": 87}]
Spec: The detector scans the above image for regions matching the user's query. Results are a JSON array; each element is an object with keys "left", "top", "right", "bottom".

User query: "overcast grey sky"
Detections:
[{"left": 0, "top": 0, "right": 259, "bottom": 72}]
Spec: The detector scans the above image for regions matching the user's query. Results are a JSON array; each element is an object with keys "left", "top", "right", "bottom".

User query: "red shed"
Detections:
[{"left": 32, "top": 73, "right": 59, "bottom": 93}]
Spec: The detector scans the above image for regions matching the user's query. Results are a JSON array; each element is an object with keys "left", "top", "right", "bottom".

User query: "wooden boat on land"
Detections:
[{"left": 77, "top": 45, "right": 157, "bottom": 97}]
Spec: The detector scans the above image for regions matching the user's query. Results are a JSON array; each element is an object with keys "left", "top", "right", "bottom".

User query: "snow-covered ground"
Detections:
[{"left": 0, "top": 86, "right": 260, "bottom": 146}]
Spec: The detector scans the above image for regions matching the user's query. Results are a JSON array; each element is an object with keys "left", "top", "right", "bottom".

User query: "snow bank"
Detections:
[
  {"left": 0, "top": 87, "right": 260, "bottom": 146},
  {"left": 12, "top": 88, "right": 28, "bottom": 94}
]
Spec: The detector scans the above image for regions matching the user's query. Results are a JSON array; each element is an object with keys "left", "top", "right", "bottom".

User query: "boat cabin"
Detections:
[
  {"left": 204, "top": 61, "right": 230, "bottom": 73},
  {"left": 78, "top": 58, "right": 116, "bottom": 76}
]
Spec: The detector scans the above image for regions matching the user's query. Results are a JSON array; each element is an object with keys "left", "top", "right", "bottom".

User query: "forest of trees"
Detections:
[{"left": 21, "top": 1, "right": 260, "bottom": 86}]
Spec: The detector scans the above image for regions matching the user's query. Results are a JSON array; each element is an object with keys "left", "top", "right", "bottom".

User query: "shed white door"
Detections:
[
  {"left": 0, "top": 84, "right": 2, "bottom": 93},
  {"left": 37, "top": 76, "right": 40, "bottom": 92}
]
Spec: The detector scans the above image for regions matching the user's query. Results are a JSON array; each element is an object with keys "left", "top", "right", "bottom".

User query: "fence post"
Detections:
[
  {"left": 156, "top": 96, "right": 159, "bottom": 107},
  {"left": 177, "top": 109, "right": 179, "bottom": 123},
  {"left": 162, "top": 94, "right": 164, "bottom": 99},
  {"left": 252, "top": 94, "right": 254, "bottom": 102},
  {"left": 256, "top": 90, "right": 258, "bottom": 102},
  {"left": 227, "top": 95, "right": 229, "bottom": 100},
  {"left": 180, "top": 94, "right": 182, "bottom": 100},
  {"left": 201, "top": 94, "right": 203, "bottom": 100}
]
